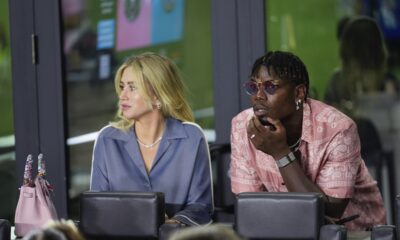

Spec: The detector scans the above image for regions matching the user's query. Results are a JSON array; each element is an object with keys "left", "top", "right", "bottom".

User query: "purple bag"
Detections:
[{"left": 14, "top": 154, "right": 58, "bottom": 237}]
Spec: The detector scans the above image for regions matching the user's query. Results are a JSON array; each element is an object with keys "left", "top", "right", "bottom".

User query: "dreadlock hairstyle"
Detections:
[{"left": 251, "top": 51, "right": 309, "bottom": 99}]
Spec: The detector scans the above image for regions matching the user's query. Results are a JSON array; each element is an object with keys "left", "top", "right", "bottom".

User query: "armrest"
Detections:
[
  {"left": 0, "top": 219, "right": 11, "bottom": 240},
  {"left": 320, "top": 224, "right": 347, "bottom": 240},
  {"left": 235, "top": 192, "right": 324, "bottom": 239},
  {"left": 80, "top": 191, "right": 165, "bottom": 239},
  {"left": 371, "top": 225, "right": 396, "bottom": 240}
]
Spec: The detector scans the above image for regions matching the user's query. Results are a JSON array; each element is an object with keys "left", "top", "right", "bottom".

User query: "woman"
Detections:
[
  {"left": 90, "top": 53, "right": 213, "bottom": 225},
  {"left": 230, "top": 51, "right": 385, "bottom": 230},
  {"left": 325, "top": 16, "right": 397, "bottom": 115}
]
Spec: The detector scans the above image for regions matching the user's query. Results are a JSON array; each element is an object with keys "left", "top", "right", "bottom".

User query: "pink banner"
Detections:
[{"left": 116, "top": 0, "right": 151, "bottom": 51}]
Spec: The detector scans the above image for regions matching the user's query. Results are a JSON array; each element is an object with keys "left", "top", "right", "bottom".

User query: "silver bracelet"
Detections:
[{"left": 276, "top": 151, "right": 296, "bottom": 168}]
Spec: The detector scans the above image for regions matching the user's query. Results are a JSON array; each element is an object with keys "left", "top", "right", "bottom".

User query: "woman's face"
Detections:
[
  {"left": 118, "top": 68, "right": 154, "bottom": 121},
  {"left": 251, "top": 66, "right": 297, "bottom": 123}
]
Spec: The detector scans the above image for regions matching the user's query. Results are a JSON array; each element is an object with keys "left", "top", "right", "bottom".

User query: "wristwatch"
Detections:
[{"left": 276, "top": 151, "right": 296, "bottom": 168}]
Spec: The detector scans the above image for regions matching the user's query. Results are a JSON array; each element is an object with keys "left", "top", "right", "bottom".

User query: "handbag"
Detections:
[{"left": 14, "top": 154, "right": 58, "bottom": 237}]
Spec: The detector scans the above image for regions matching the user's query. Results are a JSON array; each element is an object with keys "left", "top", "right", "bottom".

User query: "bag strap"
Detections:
[
  {"left": 38, "top": 153, "right": 46, "bottom": 177},
  {"left": 23, "top": 154, "right": 33, "bottom": 186},
  {"left": 23, "top": 153, "right": 47, "bottom": 186}
]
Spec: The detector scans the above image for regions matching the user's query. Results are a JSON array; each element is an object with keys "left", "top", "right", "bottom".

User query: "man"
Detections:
[{"left": 230, "top": 51, "right": 385, "bottom": 230}]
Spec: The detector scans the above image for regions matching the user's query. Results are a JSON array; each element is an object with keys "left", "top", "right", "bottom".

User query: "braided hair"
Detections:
[{"left": 251, "top": 51, "right": 309, "bottom": 99}]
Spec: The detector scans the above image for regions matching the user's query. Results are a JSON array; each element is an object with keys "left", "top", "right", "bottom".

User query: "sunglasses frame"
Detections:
[{"left": 243, "top": 80, "right": 280, "bottom": 96}]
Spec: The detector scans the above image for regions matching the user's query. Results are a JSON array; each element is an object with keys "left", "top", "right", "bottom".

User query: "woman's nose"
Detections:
[{"left": 119, "top": 88, "right": 128, "bottom": 100}]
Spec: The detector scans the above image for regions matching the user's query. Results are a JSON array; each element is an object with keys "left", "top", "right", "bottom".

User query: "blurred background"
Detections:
[{"left": 1, "top": 0, "right": 400, "bottom": 223}]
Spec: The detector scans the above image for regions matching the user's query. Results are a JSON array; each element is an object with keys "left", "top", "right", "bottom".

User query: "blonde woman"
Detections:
[{"left": 90, "top": 53, "right": 213, "bottom": 225}]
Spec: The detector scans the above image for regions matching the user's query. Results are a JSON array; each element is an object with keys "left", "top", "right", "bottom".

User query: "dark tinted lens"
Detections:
[
  {"left": 263, "top": 81, "right": 278, "bottom": 95},
  {"left": 244, "top": 81, "right": 258, "bottom": 95}
]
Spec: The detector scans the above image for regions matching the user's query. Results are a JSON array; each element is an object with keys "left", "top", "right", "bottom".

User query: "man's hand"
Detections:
[{"left": 247, "top": 116, "right": 290, "bottom": 159}]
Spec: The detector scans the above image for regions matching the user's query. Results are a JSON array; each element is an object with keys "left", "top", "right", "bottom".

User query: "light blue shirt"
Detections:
[{"left": 90, "top": 118, "right": 214, "bottom": 225}]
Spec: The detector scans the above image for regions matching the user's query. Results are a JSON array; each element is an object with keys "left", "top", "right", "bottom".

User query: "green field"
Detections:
[
  {"left": 0, "top": 0, "right": 13, "bottom": 136},
  {"left": 266, "top": 0, "right": 340, "bottom": 99}
]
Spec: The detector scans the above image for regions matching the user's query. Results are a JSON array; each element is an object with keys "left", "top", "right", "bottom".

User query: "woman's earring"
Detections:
[
  {"left": 295, "top": 99, "right": 302, "bottom": 111},
  {"left": 156, "top": 101, "right": 162, "bottom": 110}
]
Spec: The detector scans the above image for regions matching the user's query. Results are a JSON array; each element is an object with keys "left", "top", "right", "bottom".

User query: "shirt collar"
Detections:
[
  {"left": 301, "top": 99, "right": 313, "bottom": 143},
  {"left": 109, "top": 117, "right": 187, "bottom": 142}
]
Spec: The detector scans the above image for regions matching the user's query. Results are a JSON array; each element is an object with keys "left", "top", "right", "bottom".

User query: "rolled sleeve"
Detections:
[
  {"left": 317, "top": 123, "right": 361, "bottom": 199},
  {"left": 230, "top": 115, "right": 264, "bottom": 194}
]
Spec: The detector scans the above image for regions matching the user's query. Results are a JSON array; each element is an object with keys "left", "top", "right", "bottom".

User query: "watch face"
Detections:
[
  {"left": 124, "top": 0, "right": 141, "bottom": 22},
  {"left": 161, "top": 0, "right": 176, "bottom": 13}
]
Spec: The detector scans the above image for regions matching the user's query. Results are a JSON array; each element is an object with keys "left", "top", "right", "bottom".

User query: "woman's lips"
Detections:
[{"left": 120, "top": 104, "right": 131, "bottom": 111}]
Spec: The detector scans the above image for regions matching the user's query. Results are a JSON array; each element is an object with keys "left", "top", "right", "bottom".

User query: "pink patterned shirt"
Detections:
[{"left": 230, "top": 98, "right": 385, "bottom": 230}]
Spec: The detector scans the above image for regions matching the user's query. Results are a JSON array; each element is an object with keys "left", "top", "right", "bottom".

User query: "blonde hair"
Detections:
[
  {"left": 23, "top": 219, "right": 85, "bottom": 240},
  {"left": 111, "top": 52, "right": 194, "bottom": 131},
  {"left": 169, "top": 224, "right": 243, "bottom": 240},
  {"left": 339, "top": 16, "right": 388, "bottom": 100}
]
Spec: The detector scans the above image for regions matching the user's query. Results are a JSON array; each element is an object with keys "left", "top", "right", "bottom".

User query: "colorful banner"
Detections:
[{"left": 116, "top": 0, "right": 184, "bottom": 51}]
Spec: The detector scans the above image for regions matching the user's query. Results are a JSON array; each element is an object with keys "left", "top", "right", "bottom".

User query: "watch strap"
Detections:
[{"left": 276, "top": 151, "right": 296, "bottom": 168}]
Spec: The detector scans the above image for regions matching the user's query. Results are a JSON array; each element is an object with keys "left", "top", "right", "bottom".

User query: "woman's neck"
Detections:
[{"left": 134, "top": 116, "right": 166, "bottom": 144}]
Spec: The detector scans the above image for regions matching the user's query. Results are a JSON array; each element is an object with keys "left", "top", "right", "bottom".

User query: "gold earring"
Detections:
[{"left": 156, "top": 101, "right": 161, "bottom": 110}]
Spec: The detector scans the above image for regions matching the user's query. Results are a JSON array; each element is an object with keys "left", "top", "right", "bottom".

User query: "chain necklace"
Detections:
[
  {"left": 137, "top": 136, "right": 162, "bottom": 148},
  {"left": 289, "top": 137, "right": 301, "bottom": 151}
]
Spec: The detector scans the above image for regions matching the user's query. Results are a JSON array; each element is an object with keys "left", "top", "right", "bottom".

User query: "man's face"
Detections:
[{"left": 250, "top": 66, "right": 297, "bottom": 123}]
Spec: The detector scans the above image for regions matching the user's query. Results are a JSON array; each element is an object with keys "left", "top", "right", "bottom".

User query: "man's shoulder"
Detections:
[
  {"left": 307, "top": 99, "right": 355, "bottom": 130},
  {"left": 232, "top": 108, "right": 253, "bottom": 123}
]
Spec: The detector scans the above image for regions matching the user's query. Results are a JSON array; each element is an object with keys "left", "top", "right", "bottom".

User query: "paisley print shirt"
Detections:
[{"left": 230, "top": 98, "right": 385, "bottom": 230}]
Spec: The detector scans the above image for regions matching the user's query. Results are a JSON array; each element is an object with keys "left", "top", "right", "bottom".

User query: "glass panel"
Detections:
[
  {"left": 0, "top": 0, "right": 17, "bottom": 222},
  {"left": 266, "top": 0, "right": 338, "bottom": 99},
  {"left": 61, "top": 0, "right": 213, "bottom": 218},
  {"left": 266, "top": 0, "right": 400, "bottom": 224}
]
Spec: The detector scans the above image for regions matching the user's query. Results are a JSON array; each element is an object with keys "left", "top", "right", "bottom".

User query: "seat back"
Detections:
[
  {"left": 355, "top": 117, "right": 383, "bottom": 187},
  {"left": 371, "top": 225, "right": 397, "bottom": 240},
  {"left": 80, "top": 191, "right": 165, "bottom": 239},
  {"left": 356, "top": 117, "right": 396, "bottom": 223},
  {"left": 319, "top": 224, "right": 347, "bottom": 240},
  {"left": 235, "top": 192, "right": 324, "bottom": 240},
  {"left": 0, "top": 219, "right": 10, "bottom": 240},
  {"left": 396, "top": 195, "right": 400, "bottom": 238},
  {"left": 209, "top": 143, "right": 235, "bottom": 223}
]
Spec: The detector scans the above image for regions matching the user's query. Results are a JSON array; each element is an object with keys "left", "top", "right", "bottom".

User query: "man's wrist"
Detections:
[{"left": 276, "top": 151, "right": 296, "bottom": 168}]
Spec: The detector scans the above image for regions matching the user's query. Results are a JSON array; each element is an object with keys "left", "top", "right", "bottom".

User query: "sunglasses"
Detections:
[{"left": 243, "top": 80, "right": 280, "bottom": 96}]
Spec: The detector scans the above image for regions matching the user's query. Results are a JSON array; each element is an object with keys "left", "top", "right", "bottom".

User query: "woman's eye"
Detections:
[
  {"left": 129, "top": 85, "right": 136, "bottom": 91},
  {"left": 119, "top": 85, "right": 124, "bottom": 90}
]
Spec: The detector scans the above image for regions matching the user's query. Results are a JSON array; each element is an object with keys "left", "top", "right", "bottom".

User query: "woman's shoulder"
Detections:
[
  {"left": 97, "top": 125, "right": 127, "bottom": 140},
  {"left": 181, "top": 121, "right": 205, "bottom": 137}
]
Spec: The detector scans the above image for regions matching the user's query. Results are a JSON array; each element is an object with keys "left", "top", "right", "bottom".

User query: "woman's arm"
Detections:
[
  {"left": 90, "top": 132, "right": 110, "bottom": 191},
  {"left": 172, "top": 136, "right": 213, "bottom": 225}
]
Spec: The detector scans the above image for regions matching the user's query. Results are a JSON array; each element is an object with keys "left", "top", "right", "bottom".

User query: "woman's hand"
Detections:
[
  {"left": 165, "top": 214, "right": 181, "bottom": 224},
  {"left": 247, "top": 116, "right": 290, "bottom": 159}
]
